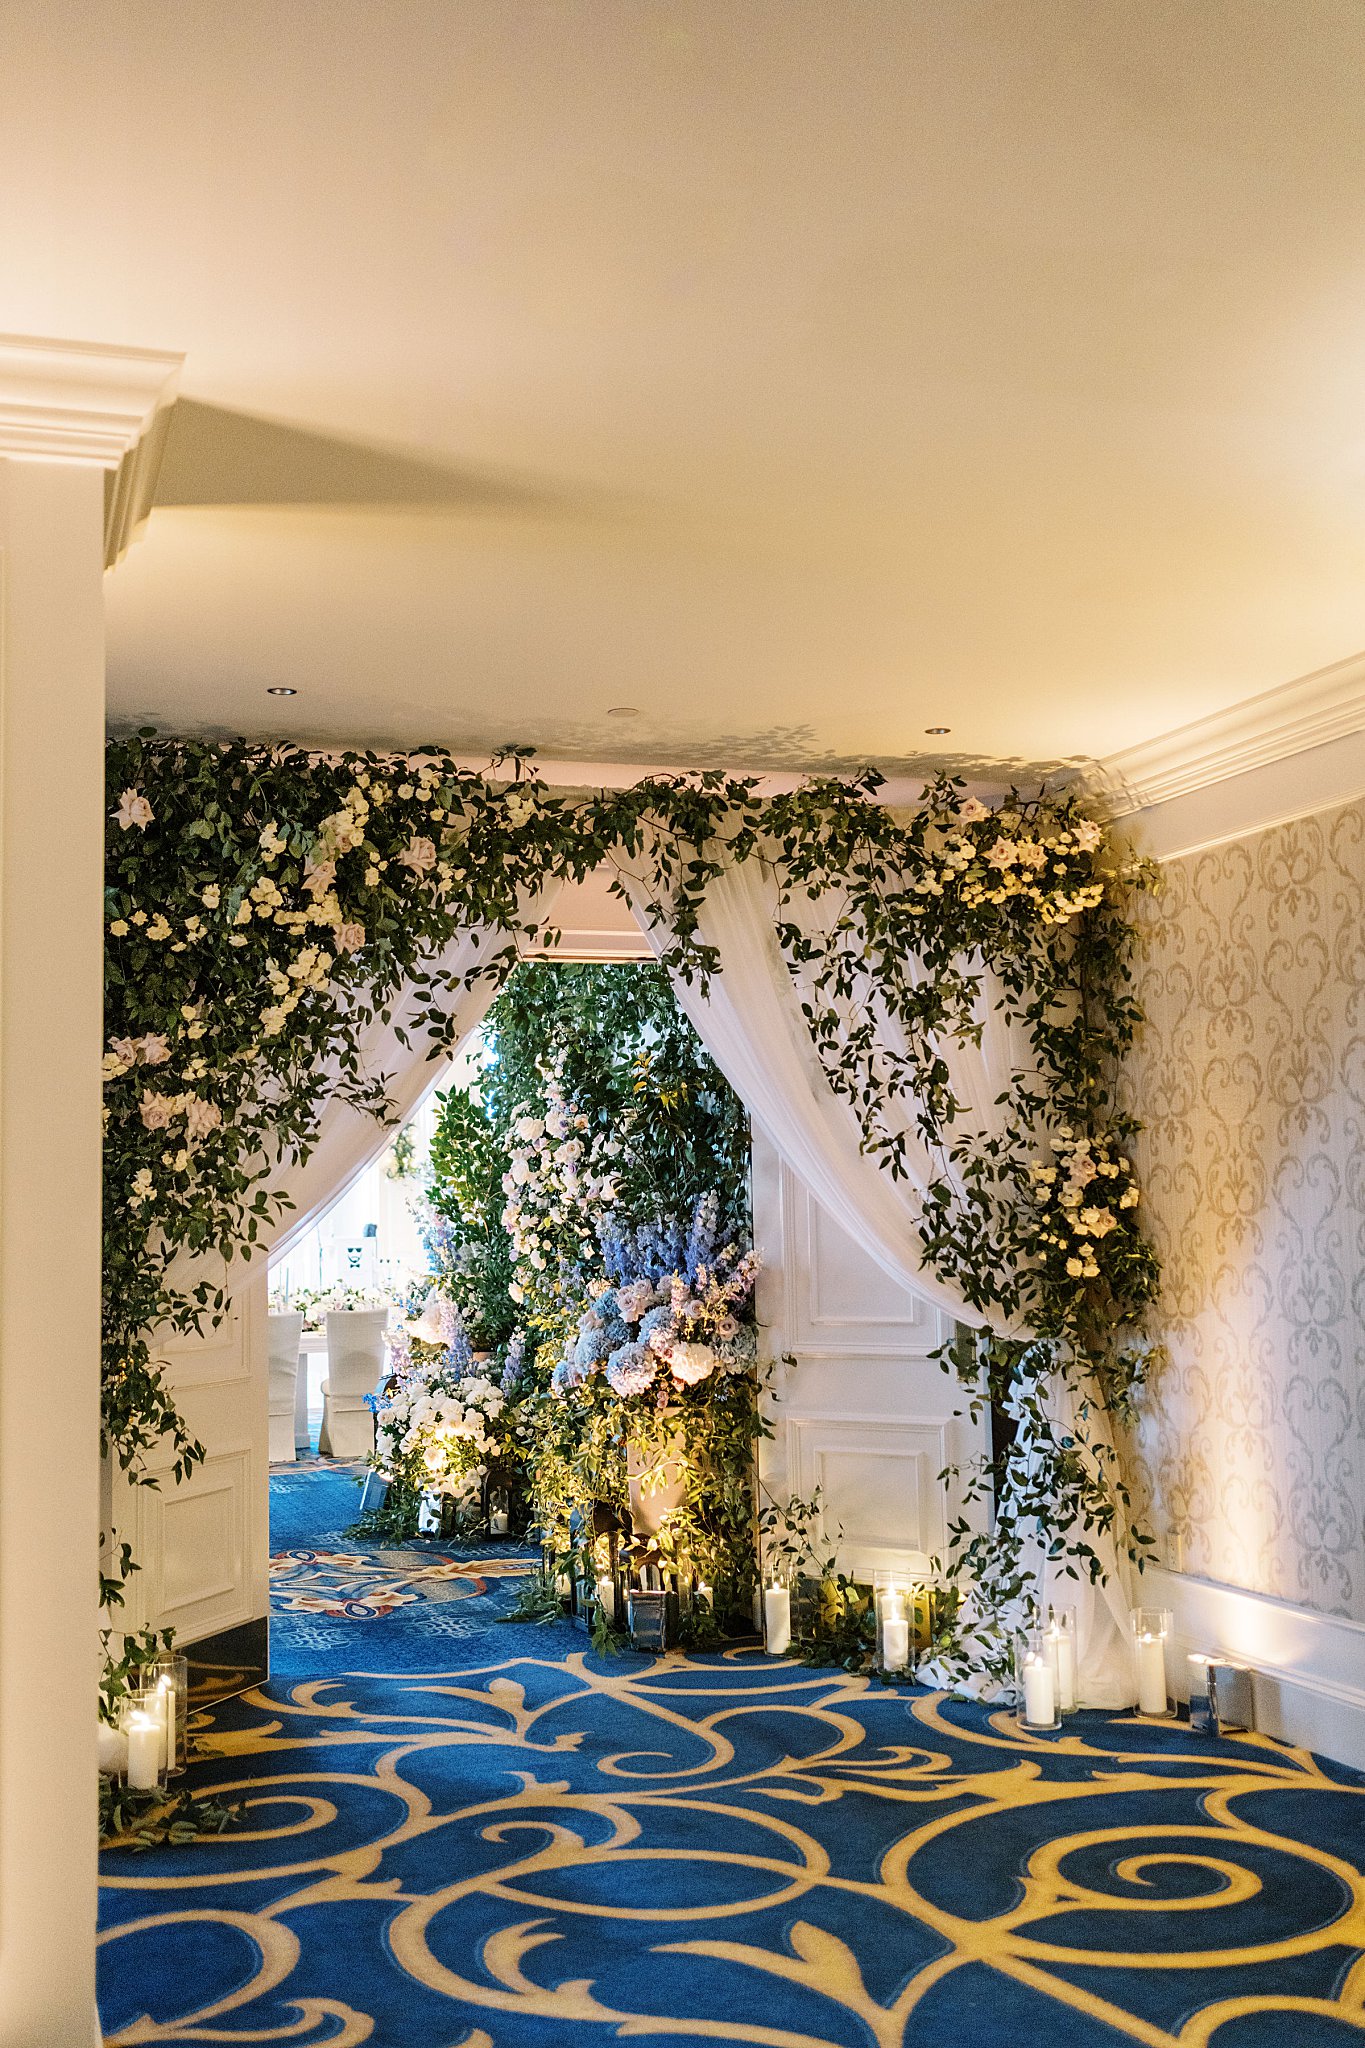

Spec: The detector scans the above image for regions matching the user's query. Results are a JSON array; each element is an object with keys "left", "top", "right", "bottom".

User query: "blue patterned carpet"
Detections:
[{"left": 97, "top": 1468, "right": 1365, "bottom": 2047}]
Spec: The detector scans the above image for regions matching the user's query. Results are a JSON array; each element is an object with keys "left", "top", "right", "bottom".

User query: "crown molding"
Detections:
[
  {"left": 1090, "top": 648, "right": 1365, "bottom": 817},
  {"left": 0, "top": 334, "right": 182, "bottom": 565}
]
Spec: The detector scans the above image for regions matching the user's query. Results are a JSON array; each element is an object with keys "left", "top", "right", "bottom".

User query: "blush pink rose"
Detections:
[
  {"left": 183, "top": 1097, "right": 223, "bottom": 1139},
  {"left": 114, "top": 789, "right": 154, "bottom": 831},
  {"left": 399, "top": 837, "right": 437, "bottom": 874}
]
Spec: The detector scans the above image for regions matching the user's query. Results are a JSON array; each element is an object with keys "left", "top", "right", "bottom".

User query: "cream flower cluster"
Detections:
[
  {"left": 104, "top": 761, "right": 491, "bottom": 1258},
  {"left": 908, "top": 795, "right": 1112, "bottom": 924},
  {"left": 1027, "top": 1129, "right": 1141, "bottom": 1280},
  {"left": 373, "top": 1367, "right": 505, "bottom": 1496},
  {"left": 102, "top": 1031, "right": 171, "bottom": 1081},
  {"left": 125, "top": 1090, "right": 224, "bottom": 1195},
  {"left": 260, "top": 941, "right": 336, "bottom": 1038},
  {"left": 499, "top": 1071, "right": 623, "bottom": 1303},
  {"left": 113, "top": 788, "right": 154, "bottom": 831}
]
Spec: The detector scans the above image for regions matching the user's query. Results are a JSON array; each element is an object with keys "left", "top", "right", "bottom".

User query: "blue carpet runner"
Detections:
[{"left": 97, "top": 1463, "right": 1365, "bottom": 2046}]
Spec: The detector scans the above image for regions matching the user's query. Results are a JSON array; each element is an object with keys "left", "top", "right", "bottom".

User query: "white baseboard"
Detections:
[{"left": 1147, "top": 1563, "right": 1365, "bottom": 1773}]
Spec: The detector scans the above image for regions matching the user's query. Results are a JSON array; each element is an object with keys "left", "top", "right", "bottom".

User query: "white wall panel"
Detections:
[
  {"left": 112, "top": 1274, "right": 268, "bottom": 1646},
  {"left": 753, "top": 1129, "right": 987, "bottom": 1581}
]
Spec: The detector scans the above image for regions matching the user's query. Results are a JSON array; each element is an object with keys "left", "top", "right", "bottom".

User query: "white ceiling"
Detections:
[{"left": 7, "top": 0, "right": 1365, "bottom": 774}]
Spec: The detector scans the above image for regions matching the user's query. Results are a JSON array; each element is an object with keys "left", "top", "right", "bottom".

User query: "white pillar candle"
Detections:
[
  {"left": 1022, "top": 1652, "right": 1056, "bottom": 1727},
  {"left": 764, "top": 1583, "right": 791, "bottom": 1656},
  {"left": 156, "top": 1675, "right": 177, "bottom": 1773},
  {"left": 1053, "top": 1629, "right": 1078, "bottom": 1713},
  {"left": 125, "top": 1710, "right": 161, "bottom": 1792},
  {"left": 96, "top": 1721, "right": 128, "bottom": 1778},
  {"left": 595, "top": 1575, "right": 615, "bottom": 1621},
  {"left": 882, "top": 1616, "right": 910, "bottom": 1671},
  {"left": 696, "top": 1581, "right": 713, "bottom": 1607},
  {"left": 1136, "top": 1632, "right": 1167, "bottom": 1715},
  {"left": 489, "top": 1510, "right": 509, "bottom": 1535}
]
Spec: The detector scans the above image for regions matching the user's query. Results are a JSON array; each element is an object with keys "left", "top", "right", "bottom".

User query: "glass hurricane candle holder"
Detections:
[
  {"left": 1046, "top": 1606, "right": 1078, "bottom": 1715},
  {"left": 873, "top": 1571, "right": 913, "bottom": 1676},
  {"left": 626, "top": 1586, "right": 668, "bottom": 1652},
  {"left": 1130, "top": 1607, "right": 1172, "bottom": 1716},
  {"left": 120, "top": 1687, "right": 167, "bottom": 1794},
  {"left": 153, "top": 1652, "right": 189, "bottom": 1777},
  {"left": 1015, "top": 1628, "right": 1061, "bottom": 1731},
  {"left": 1187, "top": 1653, "right": 1215, "bottom": 1734}
]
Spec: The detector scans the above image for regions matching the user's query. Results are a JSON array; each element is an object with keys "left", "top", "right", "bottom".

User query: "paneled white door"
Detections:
[
  {"left": 752, "top": 1130, "right": 988, "bottom": 1578},
  {"left": 109, "top": 1269, "right": 269, "bottom": 1681}
]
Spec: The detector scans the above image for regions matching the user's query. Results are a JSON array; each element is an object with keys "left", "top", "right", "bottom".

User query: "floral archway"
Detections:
[{"left": 102, "top": 733, "right": 1157, "bottom": 1714}]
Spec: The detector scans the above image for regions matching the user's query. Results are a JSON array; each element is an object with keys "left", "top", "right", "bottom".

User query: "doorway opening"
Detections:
[{"left": 264, "top": 954, "right": 756, "bottom": 1661}]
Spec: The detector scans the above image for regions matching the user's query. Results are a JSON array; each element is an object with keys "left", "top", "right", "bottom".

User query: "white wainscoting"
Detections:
[
  {"left": 1150, "top": 1564, "right": 1365, "bottom": 1772},
  {"left": 752, "top": 1131, "right": 987, "bottom": 1577},
  {"left": 111, "top": 1272, "right": 269, "bottom": 1646}
]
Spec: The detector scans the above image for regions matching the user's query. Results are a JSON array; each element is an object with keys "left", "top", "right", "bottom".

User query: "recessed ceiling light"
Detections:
[
  {"left": 267, "top": 686, "right": 298, "bottom": 697},
  {"left": 606, "top": 705, "right": 640, "bottom": 718},
  {"left": 925, "top": 725, "right": 951, "bottom": 734}
]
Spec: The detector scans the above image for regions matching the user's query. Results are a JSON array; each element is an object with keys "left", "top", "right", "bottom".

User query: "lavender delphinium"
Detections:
[
  {"left": 552, "top": 1192, "right": 759, "bottom": 1406},
  {"left": 500, "top": 1329, "right": 527, "bottom": 1397}
]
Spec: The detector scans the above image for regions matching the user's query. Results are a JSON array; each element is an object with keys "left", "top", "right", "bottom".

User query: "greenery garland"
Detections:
[{"left": 103, "top": 733, "right": 1157, "bottom": 1697}]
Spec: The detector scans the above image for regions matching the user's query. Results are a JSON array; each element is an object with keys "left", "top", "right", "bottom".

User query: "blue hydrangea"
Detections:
[{"left": 605, "top": 1341, "right": 657, "bottom": 1397}]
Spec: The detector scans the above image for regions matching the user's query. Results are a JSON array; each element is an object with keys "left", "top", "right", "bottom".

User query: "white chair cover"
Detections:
[
  {"left": 266, "top": 1311, "right": 305, "bottom": 1465},
  {"left": 318, "top": 1308, "right": 389, "bottom": 1461},
  {"left": 294, "top": 1336, "right": 314, "bottom": 1453}
]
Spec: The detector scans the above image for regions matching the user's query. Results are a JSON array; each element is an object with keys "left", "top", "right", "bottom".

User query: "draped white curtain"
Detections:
[
  {"left": 258, "top": 924, "right": 507, "bottom": 1274},
  {"left": 619, "top": 854, "right": 1135, "bottom": 1706},
  {"left": 166, "top": 909, "right": 557, "bottom": 1308}
]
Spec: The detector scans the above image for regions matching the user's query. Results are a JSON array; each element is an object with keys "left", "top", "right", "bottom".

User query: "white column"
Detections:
[{"left": 0, "top": 338, "right": 179, "bottom": 2048}]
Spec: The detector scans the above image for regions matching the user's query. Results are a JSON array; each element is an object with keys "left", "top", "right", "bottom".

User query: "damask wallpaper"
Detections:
[{"left": 1126, "top": 796, "right": 1365, "bottom": 1620}]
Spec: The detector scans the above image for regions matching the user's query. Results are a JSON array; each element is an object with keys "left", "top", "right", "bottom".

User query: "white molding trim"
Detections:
[
  {"left": 1148, "top": 1564, "right": 1365, "bottom": 1772},
  {"left": 1117, "top": 724, "right": 1365, "bottom": 861},
  {"left": 0, "top": 333, "right": 182, "bottom": 565},
  {"left": 1092, "top": 648, "right": 1365, "bottom": 818},
  {"left": 522, "top": 926, "right": 652, "bottom": 963}
]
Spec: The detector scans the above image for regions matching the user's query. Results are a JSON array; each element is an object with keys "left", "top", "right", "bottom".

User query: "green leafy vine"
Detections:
[{"left": 103, "top": 735, "right": 1158, "bottom": 1701}]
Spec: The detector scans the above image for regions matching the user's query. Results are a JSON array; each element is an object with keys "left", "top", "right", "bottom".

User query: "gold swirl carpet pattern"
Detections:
[{"left": 98, "top": 1644, "right": 1365, "bottom": 2048}]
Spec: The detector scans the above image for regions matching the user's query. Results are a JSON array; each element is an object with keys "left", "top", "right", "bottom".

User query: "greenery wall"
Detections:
[{"left": 398, "top": 960, "right": 760, "bottom": 1622}]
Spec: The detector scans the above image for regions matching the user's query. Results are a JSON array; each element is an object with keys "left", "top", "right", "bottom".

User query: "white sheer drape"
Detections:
[
  {"left": 259, "top": 924, "right": 507, "bottom": 1273},
  {"left": 165, "top": 911, "right": 554, "bottom": 1308},
  {"left": 621, "top": 855, "right": 1134, "bottom": 1705}
]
